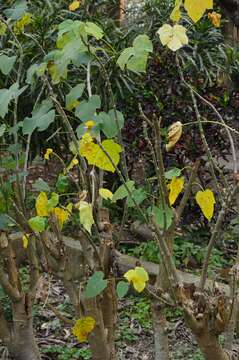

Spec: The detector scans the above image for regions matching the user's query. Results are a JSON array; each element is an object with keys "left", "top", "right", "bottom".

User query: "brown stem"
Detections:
[{"left": 151, "top": 301, "right": 169, "bottom": 360}]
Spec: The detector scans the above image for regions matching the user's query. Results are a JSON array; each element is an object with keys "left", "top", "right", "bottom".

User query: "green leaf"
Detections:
[
  {"left": 22, "top": 99, "right": 55, "bottom": 135},
  {"left": 0, "top": 214, "right": 14, "bottom": 230},
  {"left": 4, "top": 0, "right": 28, "bottom": 20},
  {"left": 85, "top": 22, "right": 104, "bottom": 40},
  {"left": 133, "top": 34, "right": 153, "bottom": 53},
  {"left": 127, "top": 188, "right": 147, "bottom": 207},
  {"left": 32, "top": 178, "right": 51, "bottom": 193},
  {"left": 56, "top": 174, "right": 69, "bottom": 193},
  {"left": 153, "top": 205, "right": 173, "bottom": 230},
  {"left": 117, "top": 48, "right": 135, "bottom": 71},
  {"left": 0, "top": 124, "right": 6, "bottom": 137},
  {"left": 26, "top": 63, "right": 47, "bottom": 85},
  {"left": 117, "top": 35, "right": 153, "bottom": 73},
  {"left": 165, "top": 168, "right": 181, "bottom": 180},
  {"left": 47, "top": 192, "right": 59, "bottom": 209},
  {"left": 84, "top": 271, "right": 108, "bottom": 299},
  {"left": 75, "top": 95, "right": 101, "bottom": 121},
  {"left": 65, "top": 83, "right": 85, "bottom": 111},
  {"left": 116, "top": 281, "right": 129, "bottom": 298},
  {"left": 0, "top": 83, "right": 27, "bottom": 118},
  {"left": 0, "top": 55, "right": 16, "bottom": 75},
  {"left": 28, "top": 216, "right": 46, "bottom": 232},
  {"left": 100, "top": 110, "right": 124, "bottom": 138},
  {"left": 112, "top": 181, "right": 135, "bottom": 202}
]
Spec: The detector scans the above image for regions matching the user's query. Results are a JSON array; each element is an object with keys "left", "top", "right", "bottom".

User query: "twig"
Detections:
[{"left": 199, "top": 185, "right": 239, "bottom": 290}]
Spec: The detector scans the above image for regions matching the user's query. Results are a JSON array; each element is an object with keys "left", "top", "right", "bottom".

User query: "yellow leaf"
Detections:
[
  {"left": 166, "top": 121, "right": 183, "bottom": 151},
  {"left": 157, "top": 24, "right": 188, "bottom": 52},
  {"left": 196, "top": 189, "right": 215, "bottom": 221},
  {"left": 44, "top": 148, "right": 53, "bottom": 160},
  {"left": 69, "top": 0, "right": 80, "bottom": 11},
  {"left": 72, "top": 316, "right": 95, "bottom": 343},
  {"left": 66, "top": 203, "right": 73, "bottom": 213},
  {"left": 124, "top": 267, "right": 149, "bottom": 293},
  {"left": 36, "top": 192, "right": 48, "bottom": 217},
  {"left": 170, "top": 0, "right": 182, "bottom": 22},
  {"left": 99, "top": 188, "right": 113, "bottom": 200},
  {"left": 79, "top": 134, "right": 122, "bottom": 172},
  {"left": 168, "top": 176, "right": 184, "bottom": 205},
  {"left": 208, "top": 12, "right": 221, "bottom": 27},
  {"left": 22, "top": 234, "right": 30, "bottom": 249},
  {"left": 184, "top": 0, "right": 213, "bottom": 23},
  {"left": 14, "top": 13, "right": 32, "bottom": 34},
  {"left": 51, "top": 207, "right": 70, "bottom": 228},
  {"left": 79, "top": 200, "right": 94, "bottom": 233}
]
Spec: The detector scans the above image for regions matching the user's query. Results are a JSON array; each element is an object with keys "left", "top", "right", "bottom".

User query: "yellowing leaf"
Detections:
[
  {"left": 14, "top": 13, "right": 32, "bottom": 34},
  {"left": 72, "top": 316, "right": 95, "bottom": 343},
  {"left": 0, "top": 21, "right": 7, "bottom": 36},
  {"left": 124, "top": 267, "right": 149, "bottom": 293},
  {"left": 184, "top": 0, "right": 213, "bottom": 23},
  {"left": 157, "top": 24, "right": 188, "bottom": 52},
  {"left": 208, "top": 12, "right": 221, "bottom": 27},
  {"left": 79, "top": 134, "right": 122, "bottom": 172},
  {"left": 170, "top": 0, "right": 182, "bottom": 22},
  {"left": 36, "top": 192, "right": 48, "bottom": 217},
  {"left": 196, "top": 189, "right": 215, "bottom": 221},
  {"left": 96, "top": 139, "right": 122, "bottom": 172},
  {"left": 79, "top": 200, "right": 94, "bottom": 233},
  {"left": 69, "top": 0, "right": 80, "bottom": 11},
  {"left": 22, "top": 234, "right": 30, "bottom": 249},
  {"left": 51, "top": 207, "right": 70, "bottom": 228},
  {"left": 99, "top": 188, "right": 113, "bottom": 200},
  {"left": 168, "top": 176, "right": 184, "bottom": 205},
  {"left": 166, "top": 121, "right": 183, "bottom": 151}
]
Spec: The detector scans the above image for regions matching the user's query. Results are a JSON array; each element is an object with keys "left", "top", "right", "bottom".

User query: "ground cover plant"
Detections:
[{"left": 1, "top": 0, "right": 239, "bottom": 359}]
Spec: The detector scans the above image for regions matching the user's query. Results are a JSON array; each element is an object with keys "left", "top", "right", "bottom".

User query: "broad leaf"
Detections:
[
  {"left": 100, "top": 110, "right": 124, "bottom": 138},
  {"left": 22, "top": 99, "right": 55, "bottom": 135},
  {"left": 4, "top": 0, "right": 28, "bottom": 20},
  {"left": 168, "top": 176, "right": 184, "bottom": 205},
  {"left": 0, "top": 83, "right": 27, "bottom": 118},
  {"left": 117, "top": 35, "right": 153, "bottom": 73},
  {"left": 72, "top": 317, "right": 96, "bottom": 343},
  {"left": 196, "top": 189, "right": 215, "bottom": 221},
  {"left": 85, "top": 22, "right": 104, "bottom": 39},
  {"left": 56, "top": 174, "right": 69, "bottom": 193},
  {"left": 112, "top": 181, "right": 135, "bottom": 202},
  {"left": 99, "top": 188, "right": 113, "bottom": 200},
  {"left": 0, "top": 55, "right": 16, "bottom": 75},
  {"left": 75, "top": 95, "right": 101, "bottom": 121},
  {"left": 65, "top": 83, "right": 85, "bottom": 111},
  {"left": 32, "top": 178, "right": 51, "bottom": 193},
  {"left": 84, "top": 271, "right": 108, "bottom": 299},
  {"left": 184, "top": 0, "right": 213, "bottom": 23},
  {"left": 79, "top": 134, "right": 122, "bottom": 172},
  {"left": 127, "top": 188, "right": 147, "bottom": 207},
  {"left": 28, "top": 216, "right": 46, "bottom": 232},
  {"left": 78, "top": 200, "right": 94, "bottom": 233},
  {"left": 153, "top": 205, "right": 174, "bottom": 230},
  {"left": 165, "top": 168, "right": 181, "bottom": 179},
  {"left": 116, "top": 281, "right": 129, "bottom": 298},
  {"left": 0, "top": 214, "right": 14, "bottom": 230}
]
